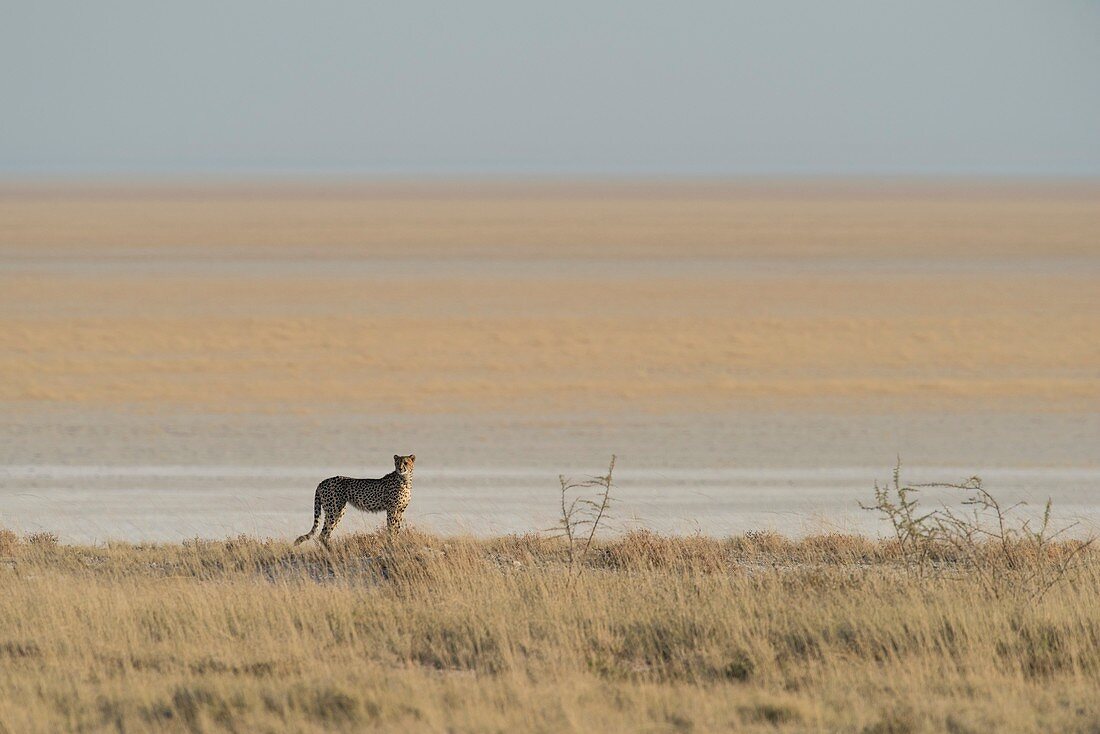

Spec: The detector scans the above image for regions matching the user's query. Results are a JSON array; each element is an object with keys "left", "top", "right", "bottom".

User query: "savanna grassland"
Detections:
[{"left": 1, "top": 528, "right": 1099, "bottom": 733}]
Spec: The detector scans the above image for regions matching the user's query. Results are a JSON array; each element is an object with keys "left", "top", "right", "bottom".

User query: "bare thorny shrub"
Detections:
[
  {"left": 553, "top": 455, "right": 616, "bottom": 576},
  {"left": 862, "top": 458, "right": 1094, "bottom": 601}
]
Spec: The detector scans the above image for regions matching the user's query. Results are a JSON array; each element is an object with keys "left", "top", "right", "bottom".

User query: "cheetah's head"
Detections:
[{"left": 394, "top": 454, "right": 416, "bottom": 476}]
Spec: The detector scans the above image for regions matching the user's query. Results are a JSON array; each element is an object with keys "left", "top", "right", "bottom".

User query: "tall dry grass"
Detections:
[{"left": 1, "top": 529, "right": 1099, "bottom": 733}]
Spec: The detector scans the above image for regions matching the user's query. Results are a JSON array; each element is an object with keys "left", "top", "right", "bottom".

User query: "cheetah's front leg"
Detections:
[{"left": 386, "top": 509, "right": 405, "bottom": 533}]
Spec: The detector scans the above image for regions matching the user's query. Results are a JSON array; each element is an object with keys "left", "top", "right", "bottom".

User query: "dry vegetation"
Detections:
[{"left": 2, "top": 526, "right": 1099, "bottom": 733}]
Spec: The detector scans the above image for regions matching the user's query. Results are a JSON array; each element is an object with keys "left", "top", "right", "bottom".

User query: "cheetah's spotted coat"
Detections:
[{"left": 295, "top": 454, "right": 415, "bottom": 548}]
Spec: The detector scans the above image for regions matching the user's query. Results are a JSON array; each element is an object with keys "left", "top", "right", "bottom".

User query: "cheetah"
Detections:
[{"left": 294, "top": 454, "right": 415, "bottom": 548}]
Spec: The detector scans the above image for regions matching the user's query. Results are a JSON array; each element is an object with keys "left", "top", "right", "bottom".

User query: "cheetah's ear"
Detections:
[
  {"left": 394, "top": 454, "right": 400, "bottom": 463},
  {"left": 410, "top": 455, "right": 415, "bottom": 462}
]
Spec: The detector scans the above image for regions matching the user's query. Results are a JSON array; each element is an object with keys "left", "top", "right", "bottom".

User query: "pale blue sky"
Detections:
[{"left": 2, "top": 1, "right": 1098, "bottom": 176}]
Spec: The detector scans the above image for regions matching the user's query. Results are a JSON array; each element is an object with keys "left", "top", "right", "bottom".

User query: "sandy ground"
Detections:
[{"left": 1, "top": 181, "right": 1098, "bottom": 540}]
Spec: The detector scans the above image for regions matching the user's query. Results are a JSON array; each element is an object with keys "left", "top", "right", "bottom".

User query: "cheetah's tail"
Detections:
[{"left": 293, "top": 485, "right": 323, "bottom": 545}]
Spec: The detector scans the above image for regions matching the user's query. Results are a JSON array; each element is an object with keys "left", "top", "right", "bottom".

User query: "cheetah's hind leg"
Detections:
[
  {"left": 318, "top": 498, "right": 347, "bottom": 550},
  {"left": 294, "top": 486, "right": 323, "bottom": 545}
]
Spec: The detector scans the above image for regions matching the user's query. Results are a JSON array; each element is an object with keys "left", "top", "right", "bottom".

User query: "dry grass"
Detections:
[{"left": 2, "top": 529, "right": 1099, "bottom": 732}]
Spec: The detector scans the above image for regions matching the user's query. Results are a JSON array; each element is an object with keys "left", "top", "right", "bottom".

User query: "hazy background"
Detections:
[
  {"left": 2, "top": 0, "right": 1098, "bottom": 176},
  {"left": 2, "top": 3, "right": 1099, "bottom": 541}
]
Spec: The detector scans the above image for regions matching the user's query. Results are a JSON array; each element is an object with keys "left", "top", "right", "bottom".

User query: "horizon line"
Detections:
[{"left": 4, "top": 171, "right": 1100, "bottom": 186}]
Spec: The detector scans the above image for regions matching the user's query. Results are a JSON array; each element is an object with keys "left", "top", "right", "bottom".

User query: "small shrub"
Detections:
[
  {"left": 861, "top": 458, "right": 1094, "bottom": 601},
  {"left": 553, "top": 455, "right": 616, "bottom": 576}
]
